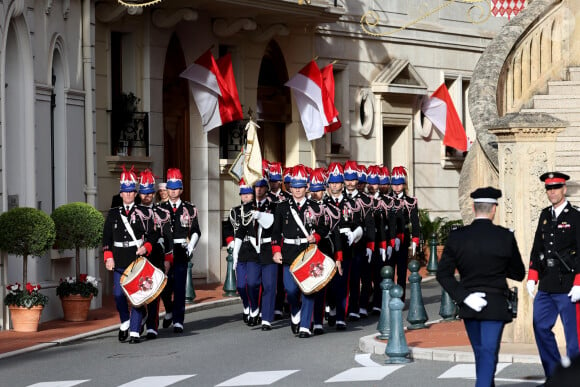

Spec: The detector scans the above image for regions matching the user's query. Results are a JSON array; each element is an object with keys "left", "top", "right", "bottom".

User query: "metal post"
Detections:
[
  {"left": 426, "top": 233, "right": 439, "bottom": 275},
  {"left": 185, "top": 261, "right": 196, "bottom": 303},
  {"left": 223, "top": 247, "right": 237, "bottom": 297},
  {"left": 377, "top": 266, "right": 394, "bottom": 339},
  {"left": 439, "top": 288, "right": 458, "bottom": 321},
  {"left": 406, "top": 260, "right": 428, "bottom": 329},
  {"left": 385, "top": 285, "right": 411, "bottom": 364}
]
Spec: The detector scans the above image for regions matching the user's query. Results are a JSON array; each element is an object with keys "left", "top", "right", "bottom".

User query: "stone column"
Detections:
[{"left": 489, "top": 113, "right": 566, "bottom": 344}]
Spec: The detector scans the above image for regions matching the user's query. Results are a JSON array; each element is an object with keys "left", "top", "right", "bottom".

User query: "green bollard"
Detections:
[
  {"left": 377, "top": 266, "right": 394, "bottom": 340},
  {"left": 426, "top": 233, "right": 439, "bottom": 275},
  {"left": 185, "top": 261, "right": 196, "bottom": 303},
  {"left": 223, "top": 247, "right": 238, "bottom": 297},
  {"left": 439, "top": 288, "right": 458, "bottom": 321},
  {"left": 385, "top": 285, "right": 411, "bottom": 364},
  {"left": 407, "top": 260, "right": 428, "bottom": 329}
]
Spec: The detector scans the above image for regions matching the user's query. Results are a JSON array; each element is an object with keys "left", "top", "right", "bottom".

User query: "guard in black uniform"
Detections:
[
  {"left": 437, "top": 187, "right": 525, "bottom": 387},
  {"left": 159, "top": 168, "right": 201, "bottom": 333},
  {"left": 103, "top": 166, "right": 159, "bottom": 344},
  {"left": 138, "top": 169, "right": 174, "bottom": 340},
  {"left": 271, "top": 165, "right": 331, "bottom": 338},
  {"left": 390, "top": 166, "right": 420, "bottom": 302},
  {"left": 527, "top": 172, "right": 580, "bottom": 378}
]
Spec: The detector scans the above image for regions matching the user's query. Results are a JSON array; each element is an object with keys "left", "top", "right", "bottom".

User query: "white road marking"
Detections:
[
  {"left": 325, "top": 366, "right": 405, "bottom": 383},
  {"left": 27, "top": 382, "right": 89, "bottom": 387},
  {"left": 116, "top": 375, "right": 196, "bottom": 387},
  {"left": 216, "top": 370, "right": 299, "bottom": 386},
  {"left": 354, "top": 353, "right": 381, "bottom": 367},
  {"left": 438, "top": 363, "right": 510, "bottom": 379}
]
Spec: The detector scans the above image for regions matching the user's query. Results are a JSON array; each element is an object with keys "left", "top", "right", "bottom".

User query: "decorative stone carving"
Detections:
[
  {"left": 357, "top": 88, "right": 374, "bottom": 136},
  {"left": 213, "top": 18, "right": 257, "bottom": 37},
  {"left": 251, "top": 24, "right": 289, "bottom": 43},
  {"left": 12, "top": 0, "right": 25, "bottom": 17},
  {"left": 152, "top": 8, "right": 198, "bottom": 29},
  {"left": 96, "top": 2, "right": 143, "bottom": 23}
]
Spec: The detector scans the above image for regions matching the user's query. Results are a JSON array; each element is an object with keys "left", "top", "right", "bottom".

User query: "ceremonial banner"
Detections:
[
  {"left": 320, "top": 64, "right": 341, "bottom": 133},
  {"left": 242, "top": 120, "right": 263, "bottom": 187},
  {"left": 421, "top": 83, "right": 468, "bottom": 152}
]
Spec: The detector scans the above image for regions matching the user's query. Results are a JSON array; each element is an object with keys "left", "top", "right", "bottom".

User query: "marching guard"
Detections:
[
  {"left": 159, "top": 168, "right": 201, "bottom": 333},
  {"left": 103, "top": 166, "right": 159, "bottom": 344},
  {"left": 138, "top": 169, "right": 174, "bottom": 340},
  {"left": 271, "top": 165, "right": 331, "bottom": 338},
  {"left": 225, "top": 178, "right": 262, "bottom": 326},
  {"left": 390, "top": 166, "right": 420, "bottom": 302}
]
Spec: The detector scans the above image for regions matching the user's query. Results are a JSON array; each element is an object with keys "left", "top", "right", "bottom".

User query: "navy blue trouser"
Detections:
[
  {"left": 464, "top": 319, "right": 505, "bottom": 387},
  {"left": 171, "top": 261, "right": 187, "bottom": 325},
  {"left": 236, "top": 261, "right": 261, "bottom": 314},
  {"left": 113, "top": 269, "right": 145, "bottom": 333},
  {"left": 260, "top": 263, "right": 278, "bottom": 323},
  {"left": 282, "top": 265, "right": 317, "bottom": 330},
  {"left": 533, "top": 291, "right": 580, "bottom": 377},
  {"left": 332, "top": 258, "right": 351, "bottom": 323},
  {"left": 348, "top": 249, "right": 364, "bottom": 315}
]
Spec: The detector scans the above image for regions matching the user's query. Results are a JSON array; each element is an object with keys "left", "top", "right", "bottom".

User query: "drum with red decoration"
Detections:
[
  {"left": 121, "top": 257, "right": 167, "bottom": 307},
  {"left": 290, "top": 244, "right": 336, "bottom": 295}
]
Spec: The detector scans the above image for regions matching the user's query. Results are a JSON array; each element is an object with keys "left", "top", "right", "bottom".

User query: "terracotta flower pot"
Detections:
[
  {"left": 8, "top": 305, "right": 43, "bottom": 332},
  {"left": 60, "top": 294, "right": 93, "bottom": 322}
]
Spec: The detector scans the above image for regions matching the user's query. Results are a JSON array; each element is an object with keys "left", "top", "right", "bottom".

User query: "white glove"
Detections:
[
  {"left": 463, "top": 292, "right": 487, "bottom": 312},
  {"left": 252, "top": 211, "right": 261, "bottom": 220},
  {"left": 380, "top": 248, "right": 386, "bottom": 262},
  {"left": 526, "top": 280, "right": 536, "bottom": 299},
  {"left": 232, "top": 238, "right": 242, "bottom": 271},
  {"left": 394, "top": 238, "right": 401, "bottom": 252},
  {"left": 186, "top": 233, "right": 199, "bottom": 257},
  {"left": 568, "top": 285, "right": 580, "bottom": 303},
  {"left": 366, "top": 248, "right": 373, "bottom": 263},
  {"left": 227, "top": 240, "right": 234, "bottom": 251},
  {"left": 411, "top": 241, "right": 417, "bottom": 256},
  {"left": 158, "top": 238, "right": 165, "bottom": 251},
  {"left": 386, "top": 246, "right": 393, "bottom": 260},
  {"left": 233, "top": 256, "right": 238, "bottom": 271},
  {"left": 346, "top": 230, "right": 355, "bottom": 246},
  {"left": 256, "top": 212, "right": 274, "bottom": 229},
  {"left": 353, "top": 227, "right": 364, "bottom": 244}
]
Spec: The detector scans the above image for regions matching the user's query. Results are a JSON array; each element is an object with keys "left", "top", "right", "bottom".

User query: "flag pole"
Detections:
[{"left": 310, "top": 139, "right": 317, "bottom": 169}]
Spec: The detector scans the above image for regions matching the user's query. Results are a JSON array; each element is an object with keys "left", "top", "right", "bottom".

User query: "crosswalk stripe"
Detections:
[
  {"left": 438, "top": 363, "right": 510, "bottom": 379},
  {"left": 216, "top": 370, "right": 299, "bottom": 386},
  {"left": 27, "top": 381, "right": 90, "bottom": 387},
  {"left": 116, "top": 375, "right": 196, "bottom": 387},
  {"left": 325, "top": 366, "right": 405, "bottom": 383},
  {"left": 354, "top": 353, "right": 381, "bottom": 367}
]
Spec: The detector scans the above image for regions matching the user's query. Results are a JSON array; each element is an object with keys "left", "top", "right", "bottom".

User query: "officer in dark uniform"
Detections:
[
  {"left": 390, "top": 166, "right": 421, "bottom": 302},
  {"left": 343, "top": 160, "right": 375, "bottom": 322},
  {"left": 225, "top": 178, "right": 261, "bottom": 326},
  {"left": 138, "top": 169, "right": 174, "bottom": 340},
  {"left": 437, "top": 187, "right": 525, "bottom": 387},
  {"left": 103, "top": 166, "right": 159, "bottom": 344},
  {"left": 271, "top": 165, "right": 330, "bottom": 338},
  {"left": 527, "top": 172, "right": 580, "bottom": 379},
  {"left": 159, "top": 168, "right": 201, "bottom": 333}
]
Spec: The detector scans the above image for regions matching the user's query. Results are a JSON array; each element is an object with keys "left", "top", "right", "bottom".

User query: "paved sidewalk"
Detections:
[{"left": 0, "top": 281, "right": 546, "bottom": 364}]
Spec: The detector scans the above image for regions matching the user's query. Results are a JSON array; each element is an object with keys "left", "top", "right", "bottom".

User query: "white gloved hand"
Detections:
[
  {"left": 386, "top": 246, "right": 393, "bottom": 260},
  {"left": 346, "top": 230, "right": 355, "bottom": 246},
  {"left": 252, "top": 211, "right": 261, "bottom": 220},
  {"left": 186, "top": 244, "right": 194, "bottom": 257},
  {"left": 366, "top": 248, "right": 373, "bottom": 263},
  {"left": 353, "top": 227, "right": 364, "bottom": 244},
  {"left": 568, "top": 285, "right": 580, "bottom": 303},
  {"left": 412, "top": 241, "right": 417, "bottom": 256},
  {"left": 463, "top": 292, "right": 487, "bottom": 312},
  {"left": 158, "top": 237, "right": 165, "bottom": 251},
  {"left": 526, "top": 280, "right": 536, "bottom": 299},
  {"left": 394, "top": 238, "right": 401, "bottom": 252},
  {"left": 227, "top": 240, "right": 235, "bottom": 251},
  {"left": 233, "top": 255, "right": 238, "bottom": 271},
  {"left": 380, "top": 248, "right": 386, "bottom": 262},
  {"left": 186, "top": 233, "right": 199, "bottom": 257}
]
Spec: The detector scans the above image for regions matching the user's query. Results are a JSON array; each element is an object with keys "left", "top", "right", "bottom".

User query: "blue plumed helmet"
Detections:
[
  {"left": 290, "top": 164, "right": 309, "bottom": 188},
  {"left": 119, "top": 165, "right": 138, "bottom": 193},
  {"left": 366, "top": 165, "right": 380, "bottom": 185},
  {"left": 327, "top": 162, "right": 344, "bottom": 183},
  {"left": 166, "top": 168, "right": 183, "bottom": 190},
  {"left": 268, "top": 161, "right": 283, "bottom": 182},
  {"left": 390, "top": 166, "right": 407, "bottom": 185},
  {"left": 255, "top": 160, "right": 269, "bottom": 187},
  {"left": 239, "top": 178, "right": 253, "bottom": 195},
  {"left": 379, "top": 165, "right": 390, "bottom": 185},
  {"left": 139, "top": 168, "right": 156, "bottom": 194},
  {"left": 358, "top": 164, "right": 368, "bottom": 184},
  {"left": 309, "top": 168, "right": 327, "bottom": 192},
  {"left": 343, "top": 160, "right": 359, "bottom": 181}
]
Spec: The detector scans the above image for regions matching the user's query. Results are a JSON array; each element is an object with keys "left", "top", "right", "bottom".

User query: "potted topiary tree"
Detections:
[
  {"left": 0, "top": 207, "right": 55, "bottom": 332},
  {"left": 52, "top": 202, "right": 104, "bottom": 322}
]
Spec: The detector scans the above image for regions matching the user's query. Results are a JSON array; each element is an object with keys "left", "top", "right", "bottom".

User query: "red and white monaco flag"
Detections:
[
  {"left": 180, "top": 50, "right": 242, "bottom": 132},
  {"left": 421, "top": 83, "right": 468, "bottom": 152},
  {"left": 285, "top": 61, "right": 329, "bottom": 141},
  {"left": 321, "top": 64, "right": 341, "bottom": 133}
]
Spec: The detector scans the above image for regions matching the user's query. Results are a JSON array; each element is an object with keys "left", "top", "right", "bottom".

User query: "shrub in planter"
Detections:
[{"left": 51, "top": 202, "right": 104, "bottom": 298}]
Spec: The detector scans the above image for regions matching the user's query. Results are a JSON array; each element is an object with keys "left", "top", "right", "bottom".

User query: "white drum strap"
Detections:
[
  {"left": 121, "top": 215, "right": 142, "bottom": 247},
  {"left": 290, "top": 208, "right": 310, "bottom": 239}
]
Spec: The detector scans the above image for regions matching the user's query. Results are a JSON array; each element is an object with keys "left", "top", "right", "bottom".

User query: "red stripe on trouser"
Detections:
[
  {"left": 576, "top": 303, "right": 580, "bottom": 350},
  {"left": 344, "top": 266, "right": 351, "bottom": 321}
]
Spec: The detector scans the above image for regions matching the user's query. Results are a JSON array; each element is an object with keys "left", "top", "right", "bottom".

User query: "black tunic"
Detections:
[{"left": 436, "top": 218, "right": 525, "bottom": 322}]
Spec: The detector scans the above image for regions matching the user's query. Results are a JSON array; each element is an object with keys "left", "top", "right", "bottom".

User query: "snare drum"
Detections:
[
  {"left": 290, "top": 244, "right": 336, "bottom": 295},
  {"left": 121, "top": 257, "right": 167, "bottom": 307}
]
